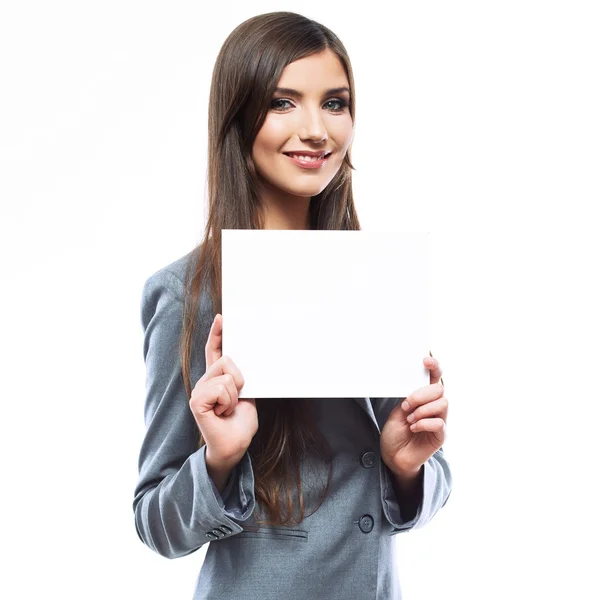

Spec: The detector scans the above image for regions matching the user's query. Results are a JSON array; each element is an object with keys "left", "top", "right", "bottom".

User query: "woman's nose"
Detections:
[{"left": 297, "top": 107, "right": 328, "bottom": 142}]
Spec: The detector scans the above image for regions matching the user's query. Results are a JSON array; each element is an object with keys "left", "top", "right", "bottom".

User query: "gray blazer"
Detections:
[{"left": 133, "top": 251, "right": 452, "bottom": 600}]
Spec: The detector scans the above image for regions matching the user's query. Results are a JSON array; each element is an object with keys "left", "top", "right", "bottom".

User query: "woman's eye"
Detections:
[
  {"left": 270, "top": 98, "right": 349, "bottom": 112},
  {"left": 324, "top": 98, "right": 349, "bottom": 112},
  {"left": 270, "top": 98, "right": 293, "bottom": 111}
]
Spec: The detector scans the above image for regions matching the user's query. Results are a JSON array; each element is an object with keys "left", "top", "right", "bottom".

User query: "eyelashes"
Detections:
[{"left": 270, "top": 98, "right": 349, "bottom": 113}]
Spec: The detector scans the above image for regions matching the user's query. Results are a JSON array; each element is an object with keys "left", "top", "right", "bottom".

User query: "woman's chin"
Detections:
[{"left": 284, "top": 179, "right": 335, "bottom": 198}]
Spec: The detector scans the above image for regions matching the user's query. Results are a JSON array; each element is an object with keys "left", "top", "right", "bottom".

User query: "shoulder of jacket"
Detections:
[{"left": 142, "top": 248, "right": 197, "bottom": 303}]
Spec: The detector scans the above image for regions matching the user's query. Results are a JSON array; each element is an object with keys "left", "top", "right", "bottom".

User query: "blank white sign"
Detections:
[{"left": 221, "top": 229, "right": 432, "bottom": 398}]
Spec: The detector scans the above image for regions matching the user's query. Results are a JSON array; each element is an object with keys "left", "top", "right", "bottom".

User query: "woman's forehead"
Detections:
[{"left": 276, "top": 50, "right": 349, "bottom": 92}]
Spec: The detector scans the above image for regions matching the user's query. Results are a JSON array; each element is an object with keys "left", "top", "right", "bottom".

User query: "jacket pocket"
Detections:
[{"left": 237, "top": 526, "right": 308, "bottom": 543}]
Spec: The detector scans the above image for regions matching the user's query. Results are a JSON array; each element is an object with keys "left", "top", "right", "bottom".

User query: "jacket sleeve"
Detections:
[
  {"left": 132, "top": 268, "right": 256, "bottom": 559},
  {"left": 371, "top": 397, "right": 453, "bottom": 535}
]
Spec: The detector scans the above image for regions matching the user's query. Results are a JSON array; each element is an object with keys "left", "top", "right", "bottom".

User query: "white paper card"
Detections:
[{"left": 221, "top": 230, "right": 432, "bottom": 399}]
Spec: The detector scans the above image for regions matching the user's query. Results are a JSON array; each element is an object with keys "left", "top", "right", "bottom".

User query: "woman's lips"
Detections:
[{"left": 284, "top": 152, "right": 331, "bottom": 169}]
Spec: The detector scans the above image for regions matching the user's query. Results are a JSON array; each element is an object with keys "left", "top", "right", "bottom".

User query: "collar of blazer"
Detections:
[{"left": 355, "top": 398, "right": 381, "bottom": 434}]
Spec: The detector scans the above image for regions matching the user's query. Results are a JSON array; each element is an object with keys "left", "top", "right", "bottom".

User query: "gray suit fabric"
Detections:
[{"left": 133, "top": 250, "right": 452, "bottom": 599}]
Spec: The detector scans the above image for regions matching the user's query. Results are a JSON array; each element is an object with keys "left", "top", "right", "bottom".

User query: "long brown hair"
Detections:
[{"left": 180, "top": 11, "right": 361, "bottom": 527}]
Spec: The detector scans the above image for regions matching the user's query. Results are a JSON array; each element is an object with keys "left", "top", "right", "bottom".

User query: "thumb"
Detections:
[{"left": 205, "top": 314, "right": 222, "bottom": 370}]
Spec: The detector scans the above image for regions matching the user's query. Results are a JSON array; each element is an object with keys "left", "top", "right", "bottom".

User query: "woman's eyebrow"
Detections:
[{"left": 273, "top": 87, "right": 350, "bottom": 98}]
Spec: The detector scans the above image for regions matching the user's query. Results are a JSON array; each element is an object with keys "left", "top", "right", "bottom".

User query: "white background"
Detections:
[{"left": 1, "top": 1, "right": 598, "bottom": 599}]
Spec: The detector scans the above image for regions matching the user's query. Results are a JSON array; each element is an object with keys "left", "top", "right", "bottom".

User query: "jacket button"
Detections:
[
  {"left": 358, "top": 514, "right": 374, "bottom": 533},
  {"left": 360, "top": 450, "right": 377, "bottom": 468},
  {"left": 211, "top": 529, "right": 226, "bottom": 538},
  {"left": 205, "top": 532, "right": 218, "bottom": 540},
  {"left": 220, "top": 525, "right": 233, "bottom": 534}
]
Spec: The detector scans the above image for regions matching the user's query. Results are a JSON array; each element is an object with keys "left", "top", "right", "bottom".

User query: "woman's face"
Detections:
[{"left": 251, "top": 49, "right": 354, "bottom": 204}]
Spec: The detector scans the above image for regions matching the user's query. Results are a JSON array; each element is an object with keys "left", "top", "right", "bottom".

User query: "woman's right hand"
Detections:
[{"left": 189, "top": 314, "right": 258, "bottom": 462}]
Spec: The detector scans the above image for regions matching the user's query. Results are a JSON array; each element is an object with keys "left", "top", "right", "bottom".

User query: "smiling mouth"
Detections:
[{"left": 283, "top": 151, "right": 332, "bottom": 161}]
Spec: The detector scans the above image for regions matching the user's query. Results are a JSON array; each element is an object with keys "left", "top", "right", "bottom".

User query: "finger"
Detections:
[
  {"left": 401, "top": 381, "right": 445, "bottom": 413},
  {"left": 407, "top": 397, "right": 448, "bottom": 425},
  {"left": 409, "top": 416, "right": 446, "bottom": 436},
  {"left": 425, "top": 352, "right": 443, "bottom": 385},
  {"left": 203, "top": 353, "right": 246, "bottom": 394},
  {"left": 212, "top": 380, "right": 232, "bottom": 416},
  {"left": 212, "top": 373, "right": 239, "bottom": 417},
  {"left": 205, "top": 314, "right": 223, "bottom": 370}
]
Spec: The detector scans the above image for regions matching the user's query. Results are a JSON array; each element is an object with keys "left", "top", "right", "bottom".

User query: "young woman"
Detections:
[{"left": 133, "top": 11, "right": 452, "bottom": 600}]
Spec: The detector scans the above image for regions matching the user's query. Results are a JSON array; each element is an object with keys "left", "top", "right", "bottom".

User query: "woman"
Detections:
[{"left": 133, "top": 11, "right": 452, "bottom": 600}]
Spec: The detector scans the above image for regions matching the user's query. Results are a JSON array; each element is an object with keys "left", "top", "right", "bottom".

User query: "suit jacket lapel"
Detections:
[{"left": 354, "top": 398, "right": 381, "bottom": 434}]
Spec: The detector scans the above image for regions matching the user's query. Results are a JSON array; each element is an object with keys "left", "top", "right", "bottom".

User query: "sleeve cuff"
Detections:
[
  {"left": 380, "top": 460, "right": 425, "bottom": 532},
  {"left": 380, "top": 448, "right": 452, "bottom": 534},
  {"left": 199, "top": 445, "right": 256, "bottom": 522},
  {"left": 209, "top": 465, "right": 238, "bottom": 508}
]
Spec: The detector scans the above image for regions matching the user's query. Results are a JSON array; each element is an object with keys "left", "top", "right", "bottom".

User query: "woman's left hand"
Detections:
[{"left": 380, "top": 355, "right": 448, "bottom": 477}]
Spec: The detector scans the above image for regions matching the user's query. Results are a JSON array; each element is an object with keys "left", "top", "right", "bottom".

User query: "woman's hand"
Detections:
[
  {"left": 380, "top": 355, "right": 448, "bottom": 477},
  {"left": 188, "top": 314, "right": 258, "bottom": 462}
]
